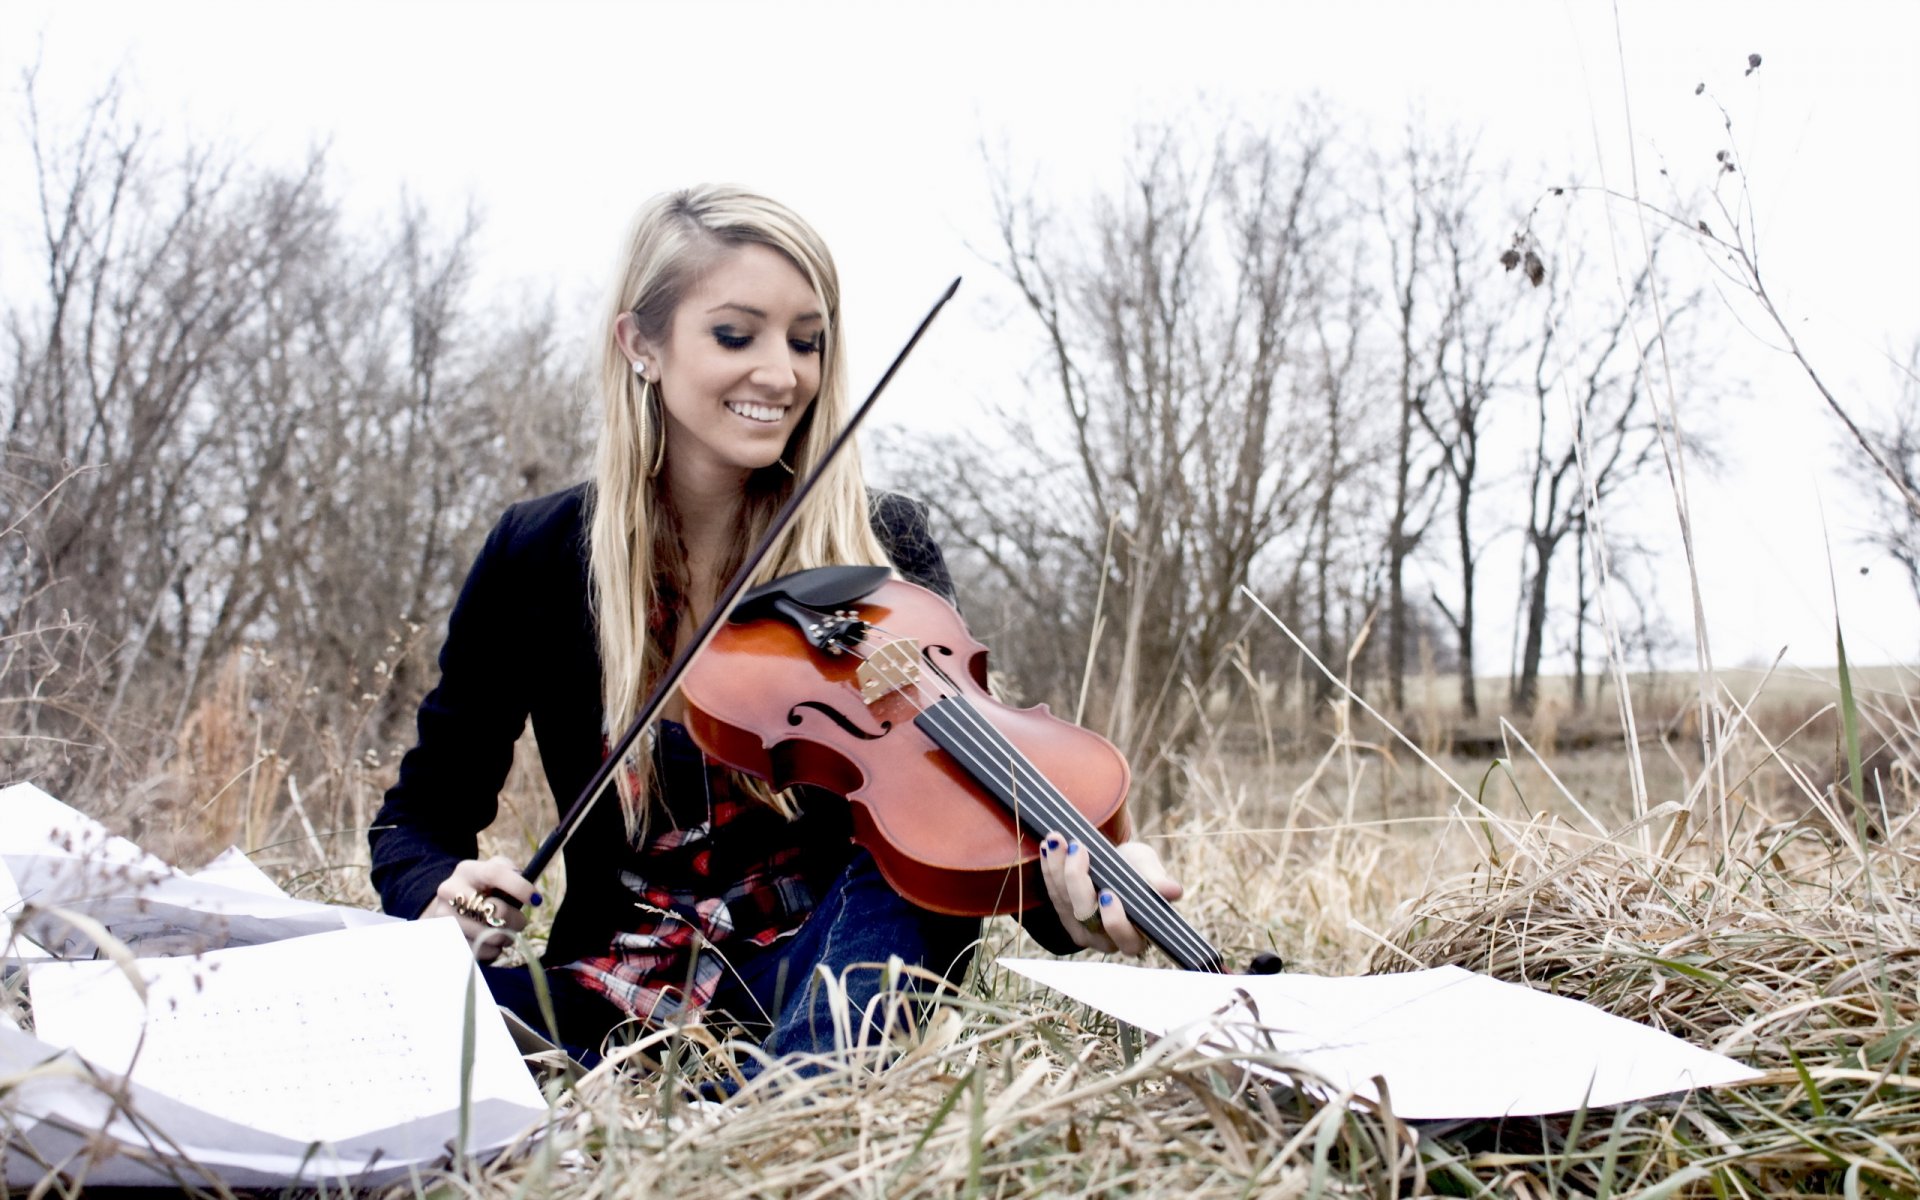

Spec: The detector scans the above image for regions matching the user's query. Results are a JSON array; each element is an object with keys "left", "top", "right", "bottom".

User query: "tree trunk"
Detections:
[
  {"left": 1513, "top": 532, "right": 1557, "bottom": 713},
  {"left": 1454, "top": 487, "right": 1478, "bottom": 718},
  {"left": 1387, "top": 343, "right": 1415, "bottom": 713},
  {"left": 1571, "top": 513, "right": 1589, "bottom": 713}
]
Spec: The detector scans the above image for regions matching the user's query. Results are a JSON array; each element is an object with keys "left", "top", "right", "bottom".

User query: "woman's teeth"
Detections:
[{"left": 726, "top": 401, "right": 784, "bottom": 424}]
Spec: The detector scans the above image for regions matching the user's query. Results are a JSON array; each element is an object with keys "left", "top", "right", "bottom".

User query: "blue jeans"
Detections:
[{"left": 484, "top": 850, "right": 979, "bottom": 1067}]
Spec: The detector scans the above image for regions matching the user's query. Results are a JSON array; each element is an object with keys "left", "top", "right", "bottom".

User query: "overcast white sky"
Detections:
[{"left": 3, "top": 0, "right": 1917, "bottom": 676}]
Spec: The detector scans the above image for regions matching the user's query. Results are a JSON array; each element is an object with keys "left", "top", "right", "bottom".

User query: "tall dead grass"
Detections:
[
  {"left": 10, "top": 480, "right": 1910, "bottom": 1197},
  {"left": 406, "top": 666, "right": 1916, "bottom": 1200},
  {"left": 10, "top": 619, "right": 1915, "bottom": 1196}
]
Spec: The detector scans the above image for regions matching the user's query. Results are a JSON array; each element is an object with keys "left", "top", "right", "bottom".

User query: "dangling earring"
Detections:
[
  {"left": 776, "top": 456, "right": 796, "bottom": 475},
  {"left": 633, "top": 361, "right": 666, "bottom": 479},
  {"left": 645, "top": 382, "right": 667, "bottom": 479}
]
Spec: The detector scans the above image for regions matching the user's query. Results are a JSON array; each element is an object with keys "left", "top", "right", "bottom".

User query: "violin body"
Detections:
[{"left": 681, "top": 575, "right": 1132, "bottom": 919}]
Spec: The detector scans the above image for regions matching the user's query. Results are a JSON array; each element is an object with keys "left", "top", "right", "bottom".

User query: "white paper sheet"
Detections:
[
  {"left": 0, "top": 871, "right": 52, "bottom": 962},
  {"left": 29, "top": 918, "right": 546, "bottom": 1147},
  {"left": 0, "top": 1022, "right": 548, "bottom": 1189},
  {"left": 0, "top": 782, "right": 169, "bottom": 874},
  {"left": 189, "top": 846, "right": 294, "bottom": 896},
  {"left": 1001, "top": 958, "right": 1760, "bottom": 1119},
  {"left": 2, "top": 786, "right": 551, "bottom": 1186},
  {"left": 1, "top": 782, "right": 394, "bottom": 959},
  {"left": 2, "top": 781, "right": 167, "bottom": 961}
]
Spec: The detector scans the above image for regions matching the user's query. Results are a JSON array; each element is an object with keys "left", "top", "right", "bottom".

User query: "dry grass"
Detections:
[
  {"left": 478, "top": 670, "right": 1907, "bottom": 1196},
  {"left": 1375, "top": 800, "right": 1920, "bottom": 1196},
  {"left": 425, "top": 684, "right": 1918, "bottom": 1199},
  {"left": 8, "top": 662, "right": 1919, "bottom": 1198}
]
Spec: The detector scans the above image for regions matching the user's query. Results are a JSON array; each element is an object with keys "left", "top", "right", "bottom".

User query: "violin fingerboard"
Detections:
[{"left": 914, "top": 697, "right": 1225, "bottom": 973}]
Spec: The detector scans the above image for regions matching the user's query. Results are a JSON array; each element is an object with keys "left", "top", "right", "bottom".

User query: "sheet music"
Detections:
[
  {"left": 1, "top": 782, "right": 394, "bottom": 959},
  {"left": 1002, "top": 958, "right": 1760, "bottom": 1118},
  {"left": 0, "top": 782, "right": 168, "bottom": 874},
  {"left": 3, "top": 786, "right": 548, "bottom": 1185},
  {"left": 29, "top": 919, "right": 545, "bottom": 1145}
]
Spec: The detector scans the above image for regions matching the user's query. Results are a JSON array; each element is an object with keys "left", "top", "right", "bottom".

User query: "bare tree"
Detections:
[
  {"left": 943, "top": 119, "right": 1333, "bottom": 782},
  {"left": 1509, "top": 238, "right": 1699, "bottom": 714},
  {"left": 1372, "top": 138, "right": 1450, "bottom": 713},
  {"left": 1412, "top": 153, "right": 1521, "bottom": 719},
  {"left": 1, "top": 77, "right": 586, "bottom": 801},
  {"left": 1860, "top": 343, "right": 1920, "bottom": 605},
  {"left": 4, "top": 81, "right": 339, "bottom": 767},
  {"left": 1303, "top": 248, "right": 1380, "bottom": 706}
]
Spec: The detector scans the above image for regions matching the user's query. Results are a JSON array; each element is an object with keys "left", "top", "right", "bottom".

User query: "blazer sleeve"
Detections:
[
  {"left": 869, "top": 491, "right": 956, "bottom": 605},
  {"left": 369, "top": 509, "right": 533, "bottom": 918},
  {"left": 868, "top": 491, "right": 1080, "bottom": 955}
]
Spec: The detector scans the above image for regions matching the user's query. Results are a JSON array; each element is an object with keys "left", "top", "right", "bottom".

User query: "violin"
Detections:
[{"left": 680, "top": 564, "right": 1247, "bottom": 974}]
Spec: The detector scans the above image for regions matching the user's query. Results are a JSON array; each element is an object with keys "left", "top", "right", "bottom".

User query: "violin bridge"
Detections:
[{"left": 856, "top": 638, "right": 921, "bottom": 704}]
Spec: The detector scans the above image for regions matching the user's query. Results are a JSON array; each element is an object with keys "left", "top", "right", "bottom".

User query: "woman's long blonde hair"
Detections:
[{"left": 589, "top": 185, "right": 891, "bottom": 834}]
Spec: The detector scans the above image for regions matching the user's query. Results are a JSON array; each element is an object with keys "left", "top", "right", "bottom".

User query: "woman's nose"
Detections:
[{"left": 750, "top": 347, "right": 800, "bottom": 392}]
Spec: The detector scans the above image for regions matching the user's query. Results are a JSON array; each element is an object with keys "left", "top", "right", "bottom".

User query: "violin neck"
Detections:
[{"left": 913, "top": 696, "right": 1225, "bottom": 974}]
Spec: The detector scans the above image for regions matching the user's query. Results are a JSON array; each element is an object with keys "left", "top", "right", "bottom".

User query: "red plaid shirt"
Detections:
[{"left": 563, "top": 721, "right": 845, "bottom": 1026}]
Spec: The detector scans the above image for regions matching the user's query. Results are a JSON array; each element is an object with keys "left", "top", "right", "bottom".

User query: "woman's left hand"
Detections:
[{"left": 1036, "top": 831, "right": 1183, "bottom": 956}]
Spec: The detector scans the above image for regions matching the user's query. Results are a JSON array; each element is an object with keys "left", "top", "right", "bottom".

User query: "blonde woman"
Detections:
[{"left": 371, "top": 186, "right": 1180, "bottom": 1063}]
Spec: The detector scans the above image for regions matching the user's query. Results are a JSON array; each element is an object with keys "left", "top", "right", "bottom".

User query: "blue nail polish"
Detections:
[
  {"left": 1045, "top": 836, "right": 1061, "bottom": 851},
  {"left": 1100, "top": 891, "right": 1113, "bottom": 906},
  {"left": 1039, "top": 842, "right": 1049, "bottom": 857},
  {"left": 1066, "top": 841, "right": 1080, "bottom": 856},
  {"left": 530, "top": 892, "right": 544, "bottom": 907}
]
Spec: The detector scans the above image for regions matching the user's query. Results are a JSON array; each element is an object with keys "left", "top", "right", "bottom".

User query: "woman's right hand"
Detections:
[{"left": 422, "top": 855, "right": 536, "bottom": 962}]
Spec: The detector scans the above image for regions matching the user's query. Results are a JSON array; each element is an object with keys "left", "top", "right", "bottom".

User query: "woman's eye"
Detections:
[
  {"left": 712, "top": 327, "right": 752, "bottom": 350},
  {"left": 790, "top": 337, "right": 824, "bottom": 356}
]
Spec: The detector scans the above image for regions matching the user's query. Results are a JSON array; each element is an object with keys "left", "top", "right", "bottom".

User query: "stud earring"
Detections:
[{"left": 632, "top": 360, "right": 648, "bottom": 380}]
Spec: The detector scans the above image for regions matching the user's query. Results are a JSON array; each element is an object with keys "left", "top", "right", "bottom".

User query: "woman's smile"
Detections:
[{"left": 725, "top": 399, "right": 789, "bottom": 424}]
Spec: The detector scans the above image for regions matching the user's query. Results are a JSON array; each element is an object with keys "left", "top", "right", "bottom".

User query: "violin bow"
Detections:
[{"left": 516, "top": 277, "right": 963, "bottom": 886}]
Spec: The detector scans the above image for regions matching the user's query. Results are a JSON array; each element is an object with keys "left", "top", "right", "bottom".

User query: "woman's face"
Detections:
[{"left": 629, "top": 243, "right": 825, "bottom": 486}]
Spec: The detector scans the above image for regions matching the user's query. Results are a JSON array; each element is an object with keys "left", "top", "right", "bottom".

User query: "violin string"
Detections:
[
  {"left": 895, "top": 649, "right": 1220, "bottom": 968},
  {"left": 839, "top": 623, "right": 1218, "bottom": 969},
  {"left": 829, "top": 620, "right": 1199, "bottom": 959},
  {"left": 844, "top": 627, "right": 1213, "bottom": 967},
  {"left": 922, "top": 702, "right": 1216, "bottom": 968},
  {"left": 903, "top": 678, "right": 1205, "bottom": 961},
  {"left": 846, "top": 633, "right": 1147, "bottom": 892}
]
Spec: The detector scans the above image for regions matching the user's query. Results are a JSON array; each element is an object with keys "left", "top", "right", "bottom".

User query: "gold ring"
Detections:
[
  {"left": 452, "top": 891, "right": 507, "bottom": 929},
  {"left": 1080, "top": 912, "right": 1104, "bottom": 935}
]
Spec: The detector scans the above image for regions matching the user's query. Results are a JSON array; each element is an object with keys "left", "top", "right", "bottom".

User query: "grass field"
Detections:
[
  {"left": 10, "top": 659, "right": 1915, "bottom": 1197},
  {"left": 483, "top": 664, "right": 1916, "bottom": 1198}
]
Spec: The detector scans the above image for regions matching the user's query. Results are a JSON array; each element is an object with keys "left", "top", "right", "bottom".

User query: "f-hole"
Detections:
[
  {"left": 922, "top": 642, "right": 986, "bottom": 692},
  {"left": 788, "top": 700, "right": 891, "bottom": 741}
]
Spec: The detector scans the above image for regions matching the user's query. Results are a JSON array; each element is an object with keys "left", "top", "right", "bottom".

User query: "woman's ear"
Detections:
[{"left": 613, "top": 312, "right": 656, "bottom": 377}]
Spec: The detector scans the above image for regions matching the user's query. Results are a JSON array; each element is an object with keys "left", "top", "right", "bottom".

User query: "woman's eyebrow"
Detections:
[{"left": 705, "top": 302, "right": 823, "bottom": 322}]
